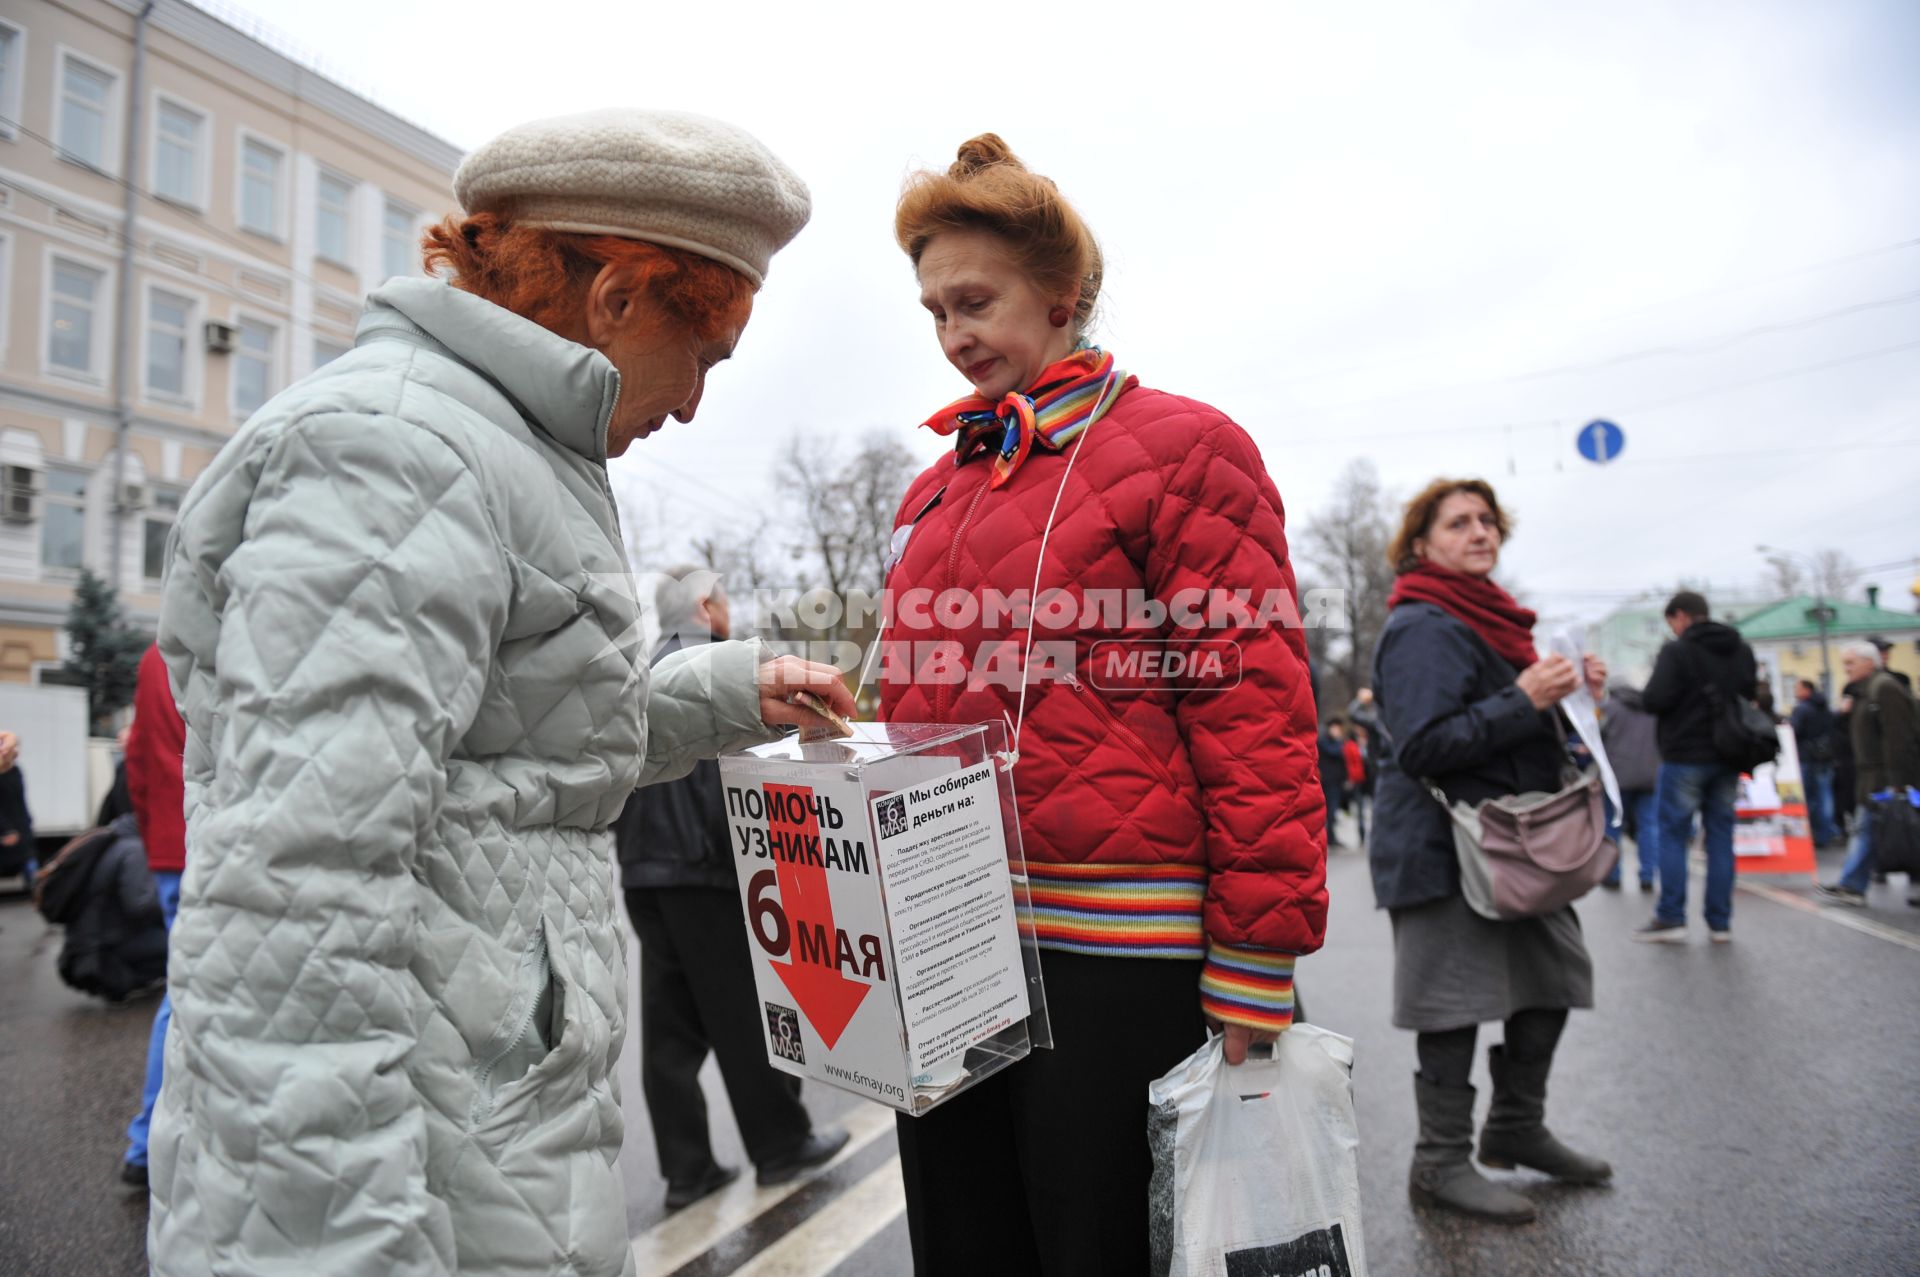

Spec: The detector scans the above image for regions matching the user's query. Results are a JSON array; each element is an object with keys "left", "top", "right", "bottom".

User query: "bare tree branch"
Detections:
[
  {"left": 1298, "top": 459, "right": 1396, "bottom": 713},
  {"left": 1809, "top": 548, "right": 1862, "bottom": 601}
]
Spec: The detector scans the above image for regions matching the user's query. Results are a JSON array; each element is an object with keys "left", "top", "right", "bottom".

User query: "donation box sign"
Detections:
[{"left": 718, "top": 721, "right": 1048, "bottom": 1114}]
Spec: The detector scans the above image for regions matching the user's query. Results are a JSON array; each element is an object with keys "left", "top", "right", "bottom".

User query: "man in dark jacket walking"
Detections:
[
  {"left": 1817, "top": 642, "right": 1920, "bottom": 906},
  {"left": 1634, "top": 592, "right": 1760, "bottom": 942},
  {"left": 1791, "top": 679, "right": 1841, "bottom": 847},
  {"left": 619, "top": 567, "right": 846, "bottom": 1211}
]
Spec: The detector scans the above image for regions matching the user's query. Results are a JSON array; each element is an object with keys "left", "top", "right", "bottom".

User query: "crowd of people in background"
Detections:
[{"left": 1318, "top": 606, "right": 1920, "bottom": 919}]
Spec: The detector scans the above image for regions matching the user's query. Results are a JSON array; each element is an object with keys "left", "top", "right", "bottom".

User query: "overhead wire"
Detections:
[
  {"left": 637, "top": 455, "right": 753, "bottom": 511},
  {"left": 1297, "top": 290, "right": 1920, "bottom": 418},
  {"left": 610, "top": 468, "right": 742, "bottom": 528},
  {"left": 1264, "top": 235, "right": 1920, "bottom": 390},
  {"left": 1278, "top": 297, "right": 1920, "bottom": 425},
  {"left": 1272, "top": 338, "right": 1920, "bottom": 451}
]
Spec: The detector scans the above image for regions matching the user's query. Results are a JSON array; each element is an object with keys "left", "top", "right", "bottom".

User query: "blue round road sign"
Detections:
[{"left": 1577, "top": 419, "right": 1625, "bottom": 464}]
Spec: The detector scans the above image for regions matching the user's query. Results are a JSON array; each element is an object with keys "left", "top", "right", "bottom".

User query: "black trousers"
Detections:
[
  {"left": 624, "top": 887, "right": 812, "bottom": 1183},
  {"left": 895, "top": 950, "right": 1208, "bottom": 1277}
]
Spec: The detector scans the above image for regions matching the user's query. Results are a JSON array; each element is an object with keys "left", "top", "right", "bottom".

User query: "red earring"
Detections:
[{"left": 1049, "top": 306, "right": 1071, "bottom": 328}]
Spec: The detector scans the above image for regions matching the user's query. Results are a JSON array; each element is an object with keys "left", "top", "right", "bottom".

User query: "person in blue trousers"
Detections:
[
  {"left": 1633, "top": 593, "right": 1759, "bottom": 942},
  {"left": 1791, "top": 678, "right": 1841, "bottom": 847}
]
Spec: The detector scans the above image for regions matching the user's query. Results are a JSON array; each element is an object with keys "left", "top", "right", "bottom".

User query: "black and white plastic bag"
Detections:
[{"left": 1148, "top": 1026, "right": 1367, "bottom": 1277}]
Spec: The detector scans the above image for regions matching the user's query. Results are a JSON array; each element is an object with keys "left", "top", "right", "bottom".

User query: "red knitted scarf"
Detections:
[{"left": 1387, "top": 563, "right": 1539, "bottom": 671}]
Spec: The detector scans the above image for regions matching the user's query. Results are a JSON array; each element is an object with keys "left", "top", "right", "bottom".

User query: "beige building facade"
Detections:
[{"left": 0, "top": 0, "right": 461, "bottom": 680}]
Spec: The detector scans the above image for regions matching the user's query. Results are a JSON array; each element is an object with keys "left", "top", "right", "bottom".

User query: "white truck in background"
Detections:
[{"left": 0, "top": 683, "right": 115, "bottom": 839}]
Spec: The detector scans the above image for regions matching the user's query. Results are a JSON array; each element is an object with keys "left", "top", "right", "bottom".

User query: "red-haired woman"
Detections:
[
  {"left": 147, "top": 111, "right": 852, "bottom": 1277},
  {"left": 1369, "top": 479, "right": 1611, "bottom": 1225},
  {"left": 878, "top": 134, "right": 1327, "bottom": 1275}
]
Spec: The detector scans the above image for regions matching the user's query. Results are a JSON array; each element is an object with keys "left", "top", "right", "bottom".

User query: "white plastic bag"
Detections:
[{"left": 1148, "top": 1025, "right": 1367, "bottom": 1277}]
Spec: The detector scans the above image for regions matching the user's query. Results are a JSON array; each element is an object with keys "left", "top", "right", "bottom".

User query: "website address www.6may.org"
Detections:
[{"left": 823, "top": 1063, "right": 905, "bottom": 1103}]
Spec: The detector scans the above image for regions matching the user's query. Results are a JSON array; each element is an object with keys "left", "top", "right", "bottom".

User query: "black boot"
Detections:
[
  {"left": 1477, "top": 1045, "right": 1611, "bottom": 1184},
  {"left": 1409, "top": 1073, "right": 1536, "bottom": 1223}
]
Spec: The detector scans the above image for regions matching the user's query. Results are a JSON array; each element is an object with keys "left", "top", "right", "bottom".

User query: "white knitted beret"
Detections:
[{"left": 454, "top": 109, "right": 811, "bottom": 289}]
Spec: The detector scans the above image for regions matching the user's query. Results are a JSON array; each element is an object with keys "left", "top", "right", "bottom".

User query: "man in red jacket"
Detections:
[{"left": 121, "top": 642, "right": 186, "bottom": 1188}]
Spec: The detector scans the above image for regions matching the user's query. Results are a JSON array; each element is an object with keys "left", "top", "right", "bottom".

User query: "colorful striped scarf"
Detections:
[{"left": 921, "top": 347, "right": 1136, "bottom": 489}]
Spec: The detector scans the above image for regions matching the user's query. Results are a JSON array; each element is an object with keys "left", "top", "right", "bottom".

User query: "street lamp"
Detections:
[{"left": 1758, "top": 544, "right": 1834, "bottom": 699}]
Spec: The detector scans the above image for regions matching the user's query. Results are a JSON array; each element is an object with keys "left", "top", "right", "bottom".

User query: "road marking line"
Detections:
[
  {"left": 1738, "top": 879, "right": 1920, "bottom": 952},
  {"left": 726, "top": 1157, "right": 905, "bottom": 1277},
  {"left": 629, "top": 1102, "right": 895, "bottom": 1275}
]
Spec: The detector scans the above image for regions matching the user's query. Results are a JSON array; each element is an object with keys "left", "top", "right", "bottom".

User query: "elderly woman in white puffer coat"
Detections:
[{"left": 147, "top": 111, "right": 853, "bottom": 1277}]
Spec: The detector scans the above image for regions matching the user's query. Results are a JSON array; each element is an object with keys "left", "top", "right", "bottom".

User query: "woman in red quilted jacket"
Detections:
[{"left": 878, "top": 133, "right": 1327, "bottom": 1276}]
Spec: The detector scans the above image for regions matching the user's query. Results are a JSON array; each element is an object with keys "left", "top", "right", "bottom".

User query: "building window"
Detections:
[
  {"left": 382, "top": 200, "right": 417, "bottom": 280},
  {"left": 143, "top": 489, "right": 181, "bottom": 582},
  {"left": 146, "top": 289, "right": 193, "bottom": 400},
  {"left": 154, "top": 99, "right": 204, "bottom": 206},
  {"left": 49, "top": 257, "right": 105, "bottom": 377},
  {"left": 240, "top": 137, "right": 283, "bottom": 237},
  {"left": 58, "top": 54, "right": 115, "bottom": 171},
  {"left": 42, "top": 469, "right": 87, "bottom": 572},
  {"left": 0, "top": 22, "right": 23, "bottom": 141},
  {"left": 316, "top": 171, "right": 353, "bottom": 264},
  {"left": 233, "top": 317, "right": 276, "bottom": 416},
  {"left": 313, "top": 337, "right": 349, "bottom": 369}
]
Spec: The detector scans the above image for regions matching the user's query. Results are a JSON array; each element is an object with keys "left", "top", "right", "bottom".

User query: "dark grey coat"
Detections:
[
  {"left": 1368, "top": 602, "right": 1566, "bottom": 910},
  {"left": 614, "top": 634, "right": 734, "bottom": 892},
  {"left": 1599, "top": 684, "right": 1661, "bottom": 793}
]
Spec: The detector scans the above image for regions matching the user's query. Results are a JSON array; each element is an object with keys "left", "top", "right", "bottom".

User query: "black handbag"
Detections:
[
  {"left": 1706, "top": 683, "right": 1779, "bottom": 773},
  {"left": 1869, "top": 790, "right": 1920, "bottom": 876}
]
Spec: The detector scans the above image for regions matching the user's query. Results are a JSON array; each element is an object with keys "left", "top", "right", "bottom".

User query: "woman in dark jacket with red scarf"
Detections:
[
  {"left": 1369, "top": 478, "right": 1611, "bottom": 1224},
  {"left": 879, "top": 134, "right": 1326, "bottom": 1276}
]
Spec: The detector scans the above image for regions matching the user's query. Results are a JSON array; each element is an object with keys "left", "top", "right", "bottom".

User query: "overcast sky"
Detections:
[{"left": 230, "top": 0, "right": 1920, "bottom": 623}]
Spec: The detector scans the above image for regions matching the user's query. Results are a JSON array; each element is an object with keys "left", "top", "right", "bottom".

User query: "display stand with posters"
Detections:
[
  {"left": 718, "top": 720, "right": 1050, "bottom": 1115},
  {"left": 1734, "top": 724, "right": 1817, "bottom": 877}
]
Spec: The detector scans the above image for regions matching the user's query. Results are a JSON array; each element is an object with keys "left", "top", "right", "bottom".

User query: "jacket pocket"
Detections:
[
  {"left": 1062, "top": 673, "right": 1204, "bottom": 814},
  {"left": 469, "top": 920, "right": 575, "bottom": 1135}
]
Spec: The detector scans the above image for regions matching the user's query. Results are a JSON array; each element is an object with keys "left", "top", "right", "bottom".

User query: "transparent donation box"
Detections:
[{"left": 717, "top": 721, "right": 1051, "bottom": 1114}]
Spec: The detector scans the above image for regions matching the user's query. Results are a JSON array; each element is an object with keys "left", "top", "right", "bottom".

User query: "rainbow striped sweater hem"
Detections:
[{"left": 1023, "top": 863, "right": 1296, "bottom": 1032}]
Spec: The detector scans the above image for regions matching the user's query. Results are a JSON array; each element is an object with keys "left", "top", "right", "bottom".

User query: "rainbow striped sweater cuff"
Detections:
[
  {"left": 1199, "top": 942, "right": 1297, "bottom": 1033},
  {"left": 1024, "top": 863, "right": 1207, "bottom": 957}
]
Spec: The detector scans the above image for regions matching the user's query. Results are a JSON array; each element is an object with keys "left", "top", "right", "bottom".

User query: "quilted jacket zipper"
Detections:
[
  {"left": 470, "top": 926, "right": 551, "bottom": 1127},
  {"left": 1061, "top": 670, "right": 1202, "bottom": 811},
  {"left": 935, "top": 468, "right": 996, "bottom": 721}
]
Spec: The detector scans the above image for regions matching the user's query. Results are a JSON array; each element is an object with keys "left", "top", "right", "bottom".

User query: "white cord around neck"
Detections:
[
  {"left": 998, "top": 364, "right": 1118, "bottom": 772},
  {"left": 857, "top": 364, "right": 1118, "bottom": 774}
]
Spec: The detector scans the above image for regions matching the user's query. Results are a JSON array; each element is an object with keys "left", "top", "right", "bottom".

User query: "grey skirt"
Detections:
[{"left": 1388, "top": 893, "right": 1593, "bottom": 1032}]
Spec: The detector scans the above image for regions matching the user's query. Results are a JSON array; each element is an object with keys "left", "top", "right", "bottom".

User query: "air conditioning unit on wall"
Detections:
[
  {"left": 116, "top": 481, "right": 149, "bottom": 512},
  {"left": 203, "top": 319, "right": 237, "bottom": 354},
  {"left": 1, "top": 466, "right": 41, "bottom": 523}
]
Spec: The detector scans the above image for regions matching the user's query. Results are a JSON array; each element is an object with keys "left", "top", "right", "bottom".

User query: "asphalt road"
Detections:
[{"left": 4, "top": 819, "right": 1917, "bottom": 1277}]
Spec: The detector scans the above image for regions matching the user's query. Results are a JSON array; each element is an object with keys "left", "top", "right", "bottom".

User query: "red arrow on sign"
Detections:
[{"left": 766, "top": 783, "right": 871, "bottom": 1049}]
